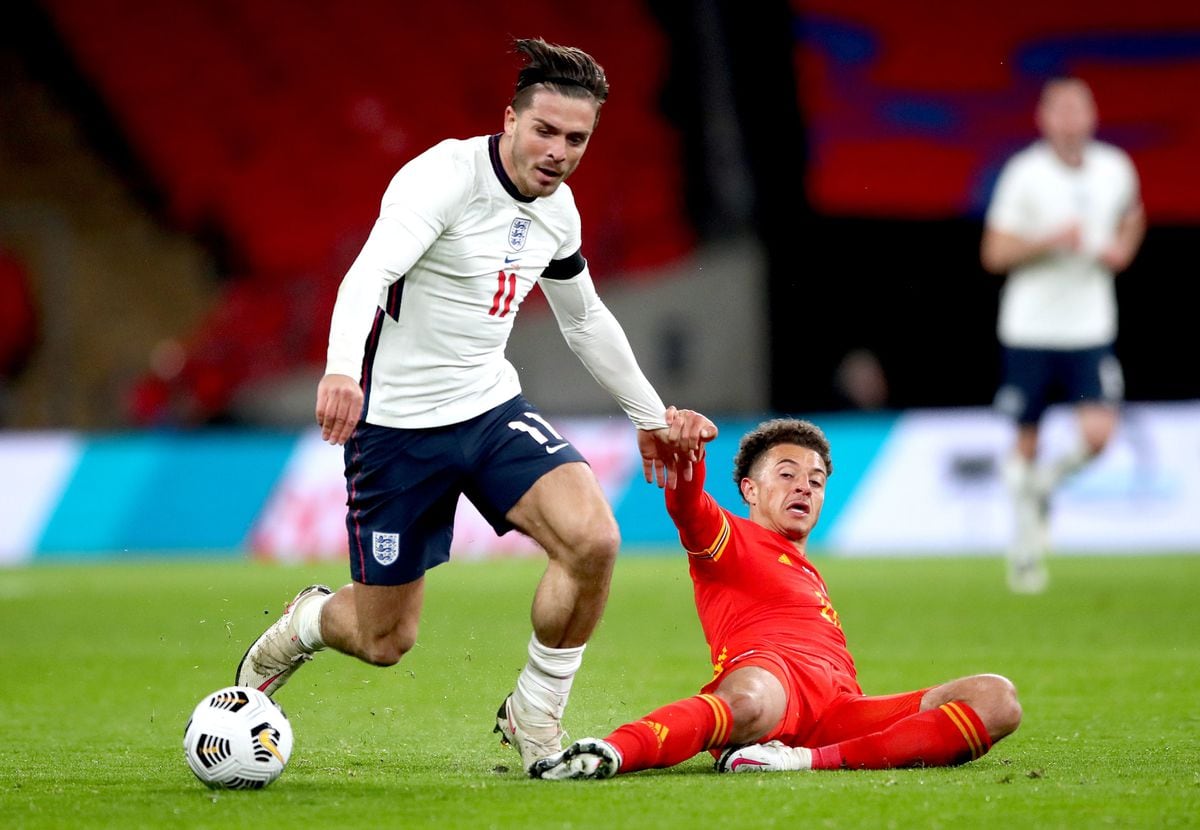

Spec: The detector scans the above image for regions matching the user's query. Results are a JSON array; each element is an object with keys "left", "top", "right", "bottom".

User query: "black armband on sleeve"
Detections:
[{"left": 540, "top": 249, "right": 586, "bottom": 281}]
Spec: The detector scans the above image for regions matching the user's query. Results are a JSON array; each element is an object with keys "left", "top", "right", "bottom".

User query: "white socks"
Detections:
[
  {"left": 787, "top": 745, "right": 814, "bottom": 770},
  {"left": 513, "top": 634, "right": 585, "bottom": 726},
  {"left": 1005, "top": 440, "right": 1094, "bottom": 501},
  {"left": 293, "top": 593, "right": 330, "bottom": 652},
  {"left": 1003, "top": 455, "right": 1044, "bottom": 566},
  {"left": 1002, "top": 454, "right": 1036, "bottom": 497},
  {"left": 1036, "top": 441, "right": 1092, "bottom": 494}
]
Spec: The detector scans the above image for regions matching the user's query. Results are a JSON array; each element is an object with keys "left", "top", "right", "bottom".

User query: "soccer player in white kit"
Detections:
[
  {"left": 982, "top": 77, "right": 1144, "bottom": 593},
  {"left": 236, "top": 38, "right": 716, "bottom": 772}
]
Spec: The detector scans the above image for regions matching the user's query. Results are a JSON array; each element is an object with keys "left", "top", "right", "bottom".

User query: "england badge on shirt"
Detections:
[{"left": 508, "top": 217, "right": 531, "bottom": 251}]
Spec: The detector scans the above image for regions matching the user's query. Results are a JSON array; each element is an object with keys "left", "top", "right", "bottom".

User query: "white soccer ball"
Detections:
[{"left": 183, "top": 686, "right": 294, "bottom": 789}]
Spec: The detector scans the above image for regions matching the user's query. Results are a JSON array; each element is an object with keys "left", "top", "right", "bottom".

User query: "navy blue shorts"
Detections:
[
  {"left": 342, "top": 394, "right": 587, "bottom": 586},
  {"left": 994, "top": 345, "right": 1124, "bottom": 425}
]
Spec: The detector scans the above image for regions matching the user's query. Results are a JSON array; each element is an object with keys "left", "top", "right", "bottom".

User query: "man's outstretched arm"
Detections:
[{"left": 540, "top": 270, "right": 716, "bottom": 487}]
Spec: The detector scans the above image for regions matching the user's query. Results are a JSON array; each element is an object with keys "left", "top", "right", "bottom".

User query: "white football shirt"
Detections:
[
  {"left": 986, "top": 140, "right": 1140, "bottom": 349},
  {"left": 325, "top": 134, "right": 666, "bottom": 430}
]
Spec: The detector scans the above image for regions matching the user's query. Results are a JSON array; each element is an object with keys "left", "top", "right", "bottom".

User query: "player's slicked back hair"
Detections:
[
  {"left": 733, "top": 419, "right": 833, "bottom": 500},
  {"left": 511, "top": 37, "right": 609, "bottom": 111},
  {"left": 1039, "top": 75, "right": 1094, "bottom": 107}
]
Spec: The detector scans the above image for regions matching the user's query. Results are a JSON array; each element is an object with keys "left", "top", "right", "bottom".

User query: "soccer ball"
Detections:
[{"left": 183, "top": 686, "right": 294, "bottom": 789}]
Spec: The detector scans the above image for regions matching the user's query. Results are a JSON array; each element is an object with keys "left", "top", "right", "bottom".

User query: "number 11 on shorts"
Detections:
[{"left": 508, "top": 412, "right": 569, "bottom": 454}]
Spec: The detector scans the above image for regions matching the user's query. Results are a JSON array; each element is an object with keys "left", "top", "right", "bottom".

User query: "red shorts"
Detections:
[{"left": 701, "top": 647, "right": 927, "bottom": 747}]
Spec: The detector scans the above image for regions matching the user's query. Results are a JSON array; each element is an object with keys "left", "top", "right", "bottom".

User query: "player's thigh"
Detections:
[
  {"left": 505, "top": 462, "right": 619, "bottom": 563},
  {"left": 805, "top": 688, "right": 927, "bottom": 746}
]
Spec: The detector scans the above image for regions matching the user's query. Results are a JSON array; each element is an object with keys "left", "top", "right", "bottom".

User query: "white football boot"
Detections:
[
  {"left": 529, "top": 738, "right": 621, "bottom": 780},
  {"left": 235, "top": 584, "right": 332, "bottom": 696},
  {"left": 494, "top": 694, "right": 566, "bottom": 773},
  {"left": 717, "top": 740, "right": 813, "bottom": 773}
]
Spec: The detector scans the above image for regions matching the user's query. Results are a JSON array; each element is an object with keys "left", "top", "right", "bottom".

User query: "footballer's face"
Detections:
[
  {"left": 1037, "top": 79, "right": 1097, "bottom": 167},
  {"left": 500, "top": 90, "right": 598, "bottom": 198},
  {"left": 740, "top": 443, "right": 828, "bottom": 543}
]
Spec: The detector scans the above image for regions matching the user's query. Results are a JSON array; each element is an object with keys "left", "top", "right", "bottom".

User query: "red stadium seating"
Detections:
[
  {"left": 41, "top": 0, "right": 694, "bottom": 423},
  {"left": 0, "top": 247, "right": 39, "bottom": 381}
]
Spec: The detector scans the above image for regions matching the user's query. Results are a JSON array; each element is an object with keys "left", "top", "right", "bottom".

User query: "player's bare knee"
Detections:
[
  {"left": 587, "top": 515, "right": 620, "bottom": 568},
  {"left": 1082, "top": 431, "right": 1110, "bottom": 456},
  {"left": 991, "top": 676, "right": 1023, "bottom": 738},
  {"left": 1080, "top": 410, "right": 1117, "bottom": 455},
  {"left": 719, "top": 688, "right": 773, "bottom": 742},
  {"left": 716, "top": 669, "right": 787, "bottom": 744},
  {"left": 359, "top": 629, "right": 417, "bottom": 667},
  {"left": 973, "top": 673, "right": 1022, "bottom": 739},
  {"left": 923, "top": 673, "right": 1022, "bottom": 739},
  {"left": 558, "top": 514, "right": 620, "bottom": 581}
]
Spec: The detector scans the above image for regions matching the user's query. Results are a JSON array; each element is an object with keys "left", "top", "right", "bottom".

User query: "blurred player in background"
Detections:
[
  {"left": 531, "top": 409, "right": 1021, "bottom": 780},
  {"left": 982, "top": 77, "right": 1145, "bottom": 593},
  {"left": 236, "top": 37, "right": 715, "bottom": 773}
]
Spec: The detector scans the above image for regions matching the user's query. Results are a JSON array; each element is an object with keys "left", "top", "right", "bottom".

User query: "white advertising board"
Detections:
[
  {"left": 830, "top": 402, "right": 1200, "bottom": 555},
  {"left": 0, "top": 433, "right": 80, "bottom": 564}
]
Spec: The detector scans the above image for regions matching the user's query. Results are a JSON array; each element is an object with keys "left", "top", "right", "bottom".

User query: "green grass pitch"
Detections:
[{"left": 1, "top": 552, "right": 1198, "bottom": 829}]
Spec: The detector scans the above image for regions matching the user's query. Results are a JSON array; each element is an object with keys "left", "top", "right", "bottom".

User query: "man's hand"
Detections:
[
  {"left": 982, "top": 223, "right": 1081, "bottom": 274},
  {"left": 1046, "top": 223, "right": 1083, "bottom": 254},
  {"left": 315, "top": 373, "right": 363, "bottom": 445},
  {"left": 637, "top": 406, "right": 718, "bottom": 489},
  {"left": 1099, "top": 239, "right": 1137, "bottom": 272},
  {"left": 1099, "top": 203, "right": 1146, "bottom": 273}
]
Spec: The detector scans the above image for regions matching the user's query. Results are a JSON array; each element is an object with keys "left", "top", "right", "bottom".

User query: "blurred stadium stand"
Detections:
[
  {"left": 2, "top": 0, "right": 1198, "bottom": 430},
  {"left": 0, "top": 15, "right": 218, "bottom": 429},
  {"left": 5, "top": 0, "right": 697, "bottom": 427}
]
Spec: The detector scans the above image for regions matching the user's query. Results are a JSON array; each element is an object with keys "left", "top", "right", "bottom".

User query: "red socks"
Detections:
[
  {"left": 604, "top": 697, "right": 990, "bottom": 773},
  {"left": 605, "top": 694, "right": 733, "bottom": 774},
  {"left": 812, "top": 702, "right": 992, "bottom": 770}
]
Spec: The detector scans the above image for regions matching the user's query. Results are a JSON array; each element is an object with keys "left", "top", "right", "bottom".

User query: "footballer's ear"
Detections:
[{"left": 739, "top": 477, "right": 757, "bottom": 505}]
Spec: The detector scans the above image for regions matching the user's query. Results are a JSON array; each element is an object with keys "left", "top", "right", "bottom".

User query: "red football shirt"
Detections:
[{"left": 665, "top": 457, "right": 856, "bottom": 684}]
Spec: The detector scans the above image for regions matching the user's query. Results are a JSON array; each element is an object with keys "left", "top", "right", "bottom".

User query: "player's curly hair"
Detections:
[
  {"left": 511, "top": 37, "right": 609, "bottom": 111},
  {"left": 732, "top": 419, "right": 833, "bottom": 501}
]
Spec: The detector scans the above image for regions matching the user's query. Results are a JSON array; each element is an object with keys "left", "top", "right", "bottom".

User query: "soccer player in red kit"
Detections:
[{"left": 531, "top": 411, "right": 1022, "bottom": 779}]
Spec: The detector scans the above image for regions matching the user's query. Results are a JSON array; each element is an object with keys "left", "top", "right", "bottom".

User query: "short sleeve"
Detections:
[{"left": 985, "top": 157, "right": 1025, "bottom": 234}]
